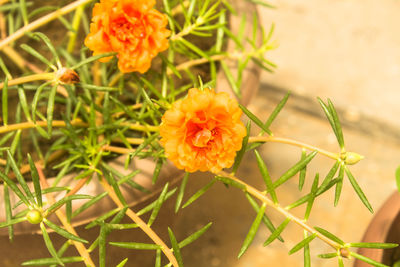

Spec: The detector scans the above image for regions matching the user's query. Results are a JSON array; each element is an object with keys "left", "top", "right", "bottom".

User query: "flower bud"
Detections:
[
  {"left": 26, "top": 209, "right": 43, "bottom": 224},
  {"left": 343, "top": 152, "right": 364, "bottom": 165},
  {"left": 340, "top": 248, "right": 350, "bottom": 258},
  {"left": 56, "top": 68, "right": 80, "bottom": 84}
]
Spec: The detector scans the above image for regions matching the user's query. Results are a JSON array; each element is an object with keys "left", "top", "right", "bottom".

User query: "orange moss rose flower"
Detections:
[
  {"left": 160, "top": 88, "right": 246, "bottom": 173},
  {"left": 84, "top": 0, "right": 170, "bottom": 73}
]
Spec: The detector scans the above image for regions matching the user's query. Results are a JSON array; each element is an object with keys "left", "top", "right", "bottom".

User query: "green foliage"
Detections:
[
  {"left": 238, "top": 203, "right": 266, "bottom": 258},
  {"left": 0, "top": 1, "right": 393, "bottom": 267}
]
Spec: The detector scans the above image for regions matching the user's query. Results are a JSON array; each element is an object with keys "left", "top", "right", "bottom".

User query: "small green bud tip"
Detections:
[
  {"left": 26, "top": 209, "right": 43, "bottom": 224},
  {"left": 343, "top": 152, "right": 364, "bottom": 165}
]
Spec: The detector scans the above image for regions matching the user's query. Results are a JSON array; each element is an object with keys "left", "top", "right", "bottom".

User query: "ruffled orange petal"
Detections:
[
  {"left": 84, "top": 0, "right": 170, "bottom": 73},
  {"left": 160, "top": 88, "right": 246, "bottom": 173}
]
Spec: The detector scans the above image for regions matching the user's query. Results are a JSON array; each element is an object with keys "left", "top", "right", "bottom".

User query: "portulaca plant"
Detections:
[{"left": 0, "top": 0, "right": 397, "bottom": 266}]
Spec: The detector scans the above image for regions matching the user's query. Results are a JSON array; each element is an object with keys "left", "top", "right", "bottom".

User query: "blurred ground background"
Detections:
[{"left": 1, "top": 0, "right": 400, "bottom": 266}]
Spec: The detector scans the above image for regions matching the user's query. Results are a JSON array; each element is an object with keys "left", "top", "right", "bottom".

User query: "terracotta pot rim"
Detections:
[{"left": 353, "top": 190, "right": 400, "bottom": 266}]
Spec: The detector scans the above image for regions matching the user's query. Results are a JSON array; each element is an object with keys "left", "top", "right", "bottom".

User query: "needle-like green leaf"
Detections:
[
  {"left": 44, "top": 219, "right": 88, "bottom": 243},
  {"left": 239, "top": 104, "right": 272, "bottom": 135},
  {"left": 344, "top": 166, "right": 373, "bottom": 213},
  {"left": 109, "top": 242, "right": 161, "bottom": 250},
  {"left": 99, "top": 224, "right": 108, "bottom": 267},
  {"left": 138, "top": 189, "right": 177, "bottom": 216},
  {"left": 182, "top": 179, "right": 216, "bottom": 209},
  {"left": 327, "top": 99, "right": 345, "bottom": 149},
  {"left": 40, "top": 222, "right": 64, "bottom": 266},
  {"left": 232, "top": 121, "right": 250, "bottom": 174},
  {"left": 0, "top": 217, "right": 27, "bottom": 228},
  {"left": 20, "top": 44, "right": 54, "bottom": 69},
  {"left": 264, "top": 91, "right": 290, "bottom": 131},
  {"left": 264, "top": 218, "right": 291, "bottom": 246},
  {"left": 72, "top": 192, "right": 108, "bottom": 218},
  {"left": 22, "top": 257, "right": 83, "bottom": 266},
  {"left": 17, "top": 85, "right": 31, "bottom": 122},
  {"left": 46, "top": 195, "right": 93, "bottom": 214},
  {"left": 289, "top": 233, "right": 317, "bottom": 255},
  {"left": 314, "top": 227, "right": 345, "bottom": 245},
  {"left": 317, "top": 98, "right": 345, "bottom": 149},
  {"left": 155, "top": 249, "right": 161, "bottom": 267},
  {"left": 254, "top": 150, "right": 277, "bottom": 203},
  {"left": 318, "top": 253, "right": 338, "bottom": 259},
  {"left": 33, "top": 32, "right": 61, "bottom": 68},
  {"left": 0, "top": 167, "right": 30, "bottom": 207},
  {"left": 316, "top": 161, "right": 340, "bottom": 195},
  {"left": 104, "top": 171, "right": 127, "bottom": 206},
  {"left": 245, "top": 193, "right": 283, "bottom": 242},
  {"left": 175, "top": 172, "right": 189, "bottom": 213},
  {"left": 116, "top": 258, "right": 129, "bottom": 267},
  {"left": 303, "top": 231, "right": 311, "bottom": 267},
  {"left": 299, "top": 149, "right": 307, "bottom": 190},
  {"left": 221, "top": 61, "right": 240, "bottom": 97},
  {"left": 349, "top": 242, "right": 398, "bottom": 249},
  {"left": 148, "top": 183, "right": 169, "bottom": 226},
  {"left": 238, "top": 203, "right": 266, "bottom": 258},
  {"left": 304, "top": 174, "right": 319, "bottom": 220},
  {"left": 349, "top": 252, "right": 388, "bottom": 267},
  {"left": 2, "top": 77, "right": 8, "bottom": 125},
  {"left": 46, "top": 85, "right": 57, "bottom": 136},
  {"left": 168, "top": 227, "right": 184, "bottom": 267},
  {"left": 28, "top": 154, "right": 42, "bottom": 207},
  {"left": 179, "top": 222, "right": 212, "bottom": 249},
  {"left": 3, "top": 184, "right": 14, "bottom": 241},
  {"left": 273, "top": 151, "right": 317, "bottom": 189}
]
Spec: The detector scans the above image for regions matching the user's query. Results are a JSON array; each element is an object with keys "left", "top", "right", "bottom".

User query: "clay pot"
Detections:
[
  {"left": 0, "top": 0, "right": 262, "bottom": 235},
  {"left": 354, "top": 191, "right": 400, "bottom": 266}
]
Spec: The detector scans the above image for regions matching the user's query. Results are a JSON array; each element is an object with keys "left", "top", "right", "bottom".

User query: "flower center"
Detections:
[
  {"left": 111, "top": 17, "right": 145, "bottom": 41},
  {"left": 192, "top": 128, "right": 212, "bottom": 148}
]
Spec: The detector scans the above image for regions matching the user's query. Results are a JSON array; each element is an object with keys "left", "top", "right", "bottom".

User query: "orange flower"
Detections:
[
  {"left": 84, "top": 0, "right": 170, "bottom": 73},
  {"left": 160, "top": 88, "right": 246, "bottom": 173}
]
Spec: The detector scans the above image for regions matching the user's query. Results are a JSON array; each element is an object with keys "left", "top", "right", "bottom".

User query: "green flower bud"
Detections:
[
  {"left": 26, "top": 209, "right": 43, "bottom": 224},
  {"left": 344, "top": 152, "right": 364, "bottom": 165}
]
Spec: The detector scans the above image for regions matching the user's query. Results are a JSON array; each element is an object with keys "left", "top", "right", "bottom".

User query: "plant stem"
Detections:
[
  {"left": 112, "top": 137, "right": 144, "bottom": 145},
  {"left": 37, "top": 165, "right": 96, "bottom": 267},
  {"left": 249, "top": 136, "right": 339, "bottom": 160},
  {"left": 120, "top": 122, "right": 159, "bottom": 132},
  {"left": 102, "top": 145, "right": 137, "bottom": 154},
  {"left": 166, "top": 52, "right": 242, "bottom": 75},
  {"left": 0, "top": 0, "right": 94, "bottom": 51},
  {"left": 0, "top": 119, "right": 87, "bottom": 134},
  {"left": 99, "top": 177, "right": 179, "bottom": 267},
  {"left": 0, "top": 73, "right": 55, "bottom": 90},
  {"left": 217, "top": 170, "right": 341, "bottom": 250}
]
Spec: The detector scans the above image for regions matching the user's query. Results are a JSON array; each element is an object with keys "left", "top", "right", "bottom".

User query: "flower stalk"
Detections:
[
  {"left": 249, "top": 136, "right": 340, "bottom": 161},
  {"left": 0, "top": 73, "right": 55, "bottom": 90},
  {"left": 99, "top": 176, "right": 179, "bottom": 267},
  {"left": 0, "top": 119, "right": 87, "bottom": 135},
  {"left": 216, "top": 170, "right": 342, "bottom": 251}
]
